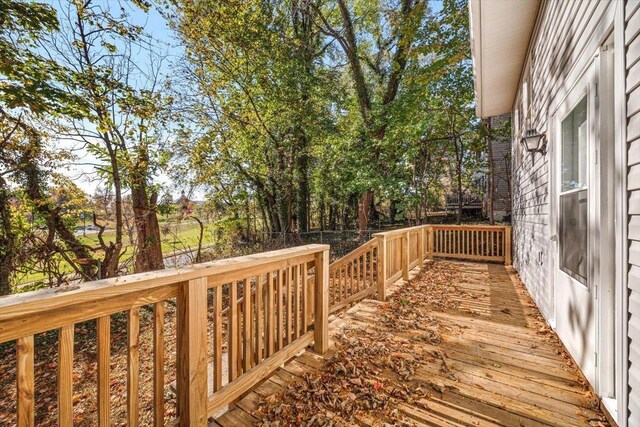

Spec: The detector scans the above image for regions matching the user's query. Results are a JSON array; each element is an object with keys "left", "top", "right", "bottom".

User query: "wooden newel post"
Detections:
[
  {"left": 177, "top": 277, "right": 208, "bottom": 427},
  {"left": 402, "top": 231, "right": 410, "bottom": 281},
  {"left": 428, "top": 226, "right": 434, "bottom": 259},
  {"left": 504, "top": 226, "right": 512, "bottom": 266},
  {"left": 314, "top": 249, "right": 329, "bottom": 354},
  {"left": 376, "top": 235, "right": 387, "bottom": 301}
]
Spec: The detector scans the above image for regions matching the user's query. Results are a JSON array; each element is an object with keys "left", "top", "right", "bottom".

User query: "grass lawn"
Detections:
[{"left": 15, "top": 222, "right": 210, "bottom": 287}]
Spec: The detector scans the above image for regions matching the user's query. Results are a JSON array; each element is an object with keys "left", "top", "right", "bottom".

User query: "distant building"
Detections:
[{"left": 484, "top": 114, "right": 511, "bottom": 222}]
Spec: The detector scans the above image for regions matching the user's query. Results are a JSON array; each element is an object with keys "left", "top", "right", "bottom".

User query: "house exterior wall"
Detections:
[
  {"left": 511, "top": 0, "right": 633, "bottom": 423},
  {"left": 511, "top": 0, "right": 618, "bottom": 322},
  {"left": 626, "top": 1, "right": 640, "bottom": 424}
]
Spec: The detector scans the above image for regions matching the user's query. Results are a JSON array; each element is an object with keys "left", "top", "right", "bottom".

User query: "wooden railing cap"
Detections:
[
  {"left": 0, "top": 244, "right": 330, "bottom": 318},
  {"left": 430, "top": 224, "right": 509, "bottom": 230},
  {"left": 372, "top": 225, "right": 428, "bottom": 238}
]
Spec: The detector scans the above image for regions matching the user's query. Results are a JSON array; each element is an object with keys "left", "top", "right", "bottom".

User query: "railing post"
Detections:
[
  {"left": 504, "top": 226, "right": 512, "bottom": 266},
  {"left": 376, "top": 235, "right": 387, "bottom": 301},
  {"left": 427, "top": 226, "right": 434, "bottom": 259},
  {"left": 314, "top": 248, "right": 329, "bottom": 354},
  {"left": 402, "top": 231, "right": 410, "bottom": 281},
  {"left": 176, "top": 277, "right": 208, "bottom": 427}
]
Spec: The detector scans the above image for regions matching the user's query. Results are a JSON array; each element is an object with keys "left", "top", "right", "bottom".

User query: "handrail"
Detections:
[
  {"left": 329, "top": 238, "right": 376, "bottom": 269},
  {"left": 0, "top": 245, "right": 324, "bottom": 317},
  {"left": 371, "top": 225, "right": 425, "bottom": 238}
]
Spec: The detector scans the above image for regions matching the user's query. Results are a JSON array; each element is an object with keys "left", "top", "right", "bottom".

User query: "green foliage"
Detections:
[
  {"left": 2, "top": 0, "right": 493, "bottom": 291},
  {"left": 171, "top": 0, "right": 486, "bottom": 229},
  {"left": 0, "top": 0, "right": 87, "bottom": 116}
]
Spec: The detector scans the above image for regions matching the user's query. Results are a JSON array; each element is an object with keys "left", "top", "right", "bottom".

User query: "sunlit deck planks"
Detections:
[{"left": 214, "top": 261, "right": 607, "bottom": 427}]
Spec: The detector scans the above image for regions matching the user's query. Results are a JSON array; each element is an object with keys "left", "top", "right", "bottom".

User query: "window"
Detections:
[{"left": 559, "top": 96, "right": 588, "bottom": 285}]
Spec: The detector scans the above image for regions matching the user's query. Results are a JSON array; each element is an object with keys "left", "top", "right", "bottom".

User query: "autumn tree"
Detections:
[
  {"left": 46, "top": 0, "right": 172, "bottom": 275},
  {"left": 0, "top": 0, "right": 95, "bottom": 293}
]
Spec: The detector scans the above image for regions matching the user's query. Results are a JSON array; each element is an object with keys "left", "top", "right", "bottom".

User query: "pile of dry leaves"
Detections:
[{"left": 254, "top": 262, "right": 461, "bottom": 426}]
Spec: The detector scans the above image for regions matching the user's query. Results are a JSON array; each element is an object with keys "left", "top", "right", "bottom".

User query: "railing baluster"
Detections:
[
  {"left": 266, "top": 272, "right": 275, "bottom": 357},
  {"left": 97, "top": 316, "right": 110, "bottom": 426},
  {"left": 153, "top": 303, "right": 165, "bottom": 427},
  {"left": 359, "top": 255, "right": 364, "bottom": 291},
  {"left": 287, "top": 267, "right": 293, "bottom": 345},
  {"left": 295, "top": 265, "right": 301, "bottom": 340},
  {"left": 17, "top": 335, "right": 34, "bottom": 427},
  {"left": 302, "top": 262, "right": 309, "bottom": 333},
  {"left": 277, "top": 270, "right": 284, "bottom": 351},
  {"left": 369, "top": 249, "right": 374, "bottom": 287},
  {"left": 58, "top": 324, "right": 74, "bottom": 427},
  {"left": 402, "top": 232, "right": 410, "bottom": 280},
  {"left": 347, "top": 262, "right": 352, "bottom": 297},
  {"left": 256, "top": 274, "right": 264, "bottom": 363},
  {"left": 338, "top": 264, "right": 343, "bottom": 302},
  {"left": 229, "top": 281, "right": 239, "bottom": 381},
  {"left": 309, "top": 264, "right": 315, "bottom": 324},
  {"left": 127, "top": 307, "right": 140, "bottom": 427},
  {"left": 212, "top": 286, "right": 223, "bottom": 391},
  {"left": 243, "top": 278, "right": 253, "bottom": 371}
]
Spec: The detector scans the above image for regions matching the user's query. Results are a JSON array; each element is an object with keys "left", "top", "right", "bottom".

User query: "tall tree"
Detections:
[
  {"left": 312, "top": 0, "right": 429, "bottom": 234},
  {"left": 47, "top": 0, "right": 171, "bottom": 275}
]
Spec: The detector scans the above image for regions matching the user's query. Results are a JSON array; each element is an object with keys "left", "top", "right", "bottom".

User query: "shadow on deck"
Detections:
[{"left": 215, "top": 261, "right": 607, "bottom": 426}]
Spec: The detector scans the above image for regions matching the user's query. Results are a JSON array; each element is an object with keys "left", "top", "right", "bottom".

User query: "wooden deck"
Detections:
[{"left": 215, "top": 261, "right": 608, "bottom": 426}]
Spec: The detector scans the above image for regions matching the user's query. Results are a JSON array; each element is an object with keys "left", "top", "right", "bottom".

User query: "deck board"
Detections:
[{"left": 215, "top": 261, "right": 607, "bottom": 426}]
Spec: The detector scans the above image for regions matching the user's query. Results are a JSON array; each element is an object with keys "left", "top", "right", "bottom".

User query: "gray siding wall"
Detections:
[
  {"left": 513, "top": 0, "right": 640, "bottom": 423},
  {"left": 627, "top": 1, "right": 640, "bottom": 424},
  {"left": 512, "top": 0, "right": 614, "bottom": 321}
]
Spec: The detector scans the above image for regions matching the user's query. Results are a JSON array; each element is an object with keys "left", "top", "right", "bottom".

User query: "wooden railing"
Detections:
[
  {"left": 431, "top": 225, "right": 511, "bottom": 265},
  {"left": 0, "top": 224, "right": 512, "bottom": 426},
  {"left": 0, "top": 244, "right": 329, "bottom": 427},
  {"left": 328, "top": 238, "right": 377, "bottom": 314},
  {"left": 373, "top": 226, "right": 430, "bottom": 299},
  {"left": 372, "top": 224, "right": 511, "bottom": 300}
]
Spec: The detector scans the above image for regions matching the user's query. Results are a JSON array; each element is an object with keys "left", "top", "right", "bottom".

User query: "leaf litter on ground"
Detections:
[{"left": 255, "top": 261, "right": 464, "bottom": 426}]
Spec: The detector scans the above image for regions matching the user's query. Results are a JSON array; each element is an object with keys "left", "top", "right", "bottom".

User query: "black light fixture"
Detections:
[{"left": 520, "top": 129, "right": 547, "bottom": 154}]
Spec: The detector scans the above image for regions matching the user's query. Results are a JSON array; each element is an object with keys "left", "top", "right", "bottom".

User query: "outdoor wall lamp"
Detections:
[{"left": 520, "top": 129, "right": 547, "bottom": 154}]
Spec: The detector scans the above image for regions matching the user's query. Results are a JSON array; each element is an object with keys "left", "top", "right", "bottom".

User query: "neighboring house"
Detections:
[
  {"left": 485, "top": 114, "right": 512, "bottom": 221},
  {"left": 470, "top": 0, "right": 634, "bottom": 425},
  {"left": 443, "top": 114, "right": 512, "bottom": 221}
]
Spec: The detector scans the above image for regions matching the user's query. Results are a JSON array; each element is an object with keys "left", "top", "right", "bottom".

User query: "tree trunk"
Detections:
[
  {"left": 319, "top": 197, "right": 326, "bottom": 230},
  {"left": 389, "top": 199, "right": 400, "bottom": 223},
  {"left": 21, "top": 157, "right": 97, "bottom": 280},
  {"left": 357, "top": 190, "right": 373, "bottom": 239},
  {"left": 257, "top": 196, "right": 269, "bottom": 236},
  {"left": 296, "top": 145, "right": 310, "bottom": 232},
  {"left": 132, "top": 186, "right": 164, "bottom": 272},
  {"left": 191, "top": 216, "right": 204, "bottom": 263},
  {"left": 131, "top": 146, "right": 163, "bottom": 273},
  {"left": 0, "top": 177, "right": 15, "bottom": 295},
  {"left": 329, "top": 203, "right": 337, "bottom": 230}
]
